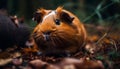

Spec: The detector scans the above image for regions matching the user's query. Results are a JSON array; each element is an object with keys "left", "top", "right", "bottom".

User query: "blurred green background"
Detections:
[{"left": 0, "top": 0, "right": 120, "bottom": 27}]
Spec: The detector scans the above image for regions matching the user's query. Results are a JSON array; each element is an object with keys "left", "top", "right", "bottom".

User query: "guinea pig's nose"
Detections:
[{"left": 43, "top": 31, "right": 51, "bottom": 41}]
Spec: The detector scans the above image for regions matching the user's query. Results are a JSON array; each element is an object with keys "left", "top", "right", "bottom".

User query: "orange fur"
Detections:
[
  {"left": 37, "top": 8, "right": 46, "bottom": 16},
  {"left": 32, "top": 7, "right": 87, "bottom": 53}
]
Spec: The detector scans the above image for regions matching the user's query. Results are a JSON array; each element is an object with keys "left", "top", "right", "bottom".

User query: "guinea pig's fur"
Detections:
[{"left": 32, "top": 7, "right": 87, "bottom": 54}]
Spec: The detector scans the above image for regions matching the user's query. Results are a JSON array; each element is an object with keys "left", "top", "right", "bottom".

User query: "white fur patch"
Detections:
[{"left": 43, "top": 11, "right": 55, "bottom": 21}]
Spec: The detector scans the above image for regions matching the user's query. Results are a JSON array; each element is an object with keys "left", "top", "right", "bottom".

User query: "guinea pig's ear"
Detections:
[
  {"left": 32, "top": 8, "right": 46, "bottom": 23},
  {"left": 56, "top": 7, "right": 74, "bottom": 24}
]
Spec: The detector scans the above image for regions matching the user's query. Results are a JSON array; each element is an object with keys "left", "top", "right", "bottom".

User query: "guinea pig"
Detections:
[{"left": 32, "top": 7, "right": 87, "bottom": 54}]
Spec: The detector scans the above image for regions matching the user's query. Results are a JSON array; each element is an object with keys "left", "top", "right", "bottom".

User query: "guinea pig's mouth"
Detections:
[{"left": 33, "top": 31, "right": 76, "bottom": 50}]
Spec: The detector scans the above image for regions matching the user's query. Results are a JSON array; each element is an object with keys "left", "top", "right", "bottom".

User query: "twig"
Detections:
[
  {"left": 95, "top": 33, "right": 108, "bottom": 45},
  {"left": 110, "top": 39, "right": 117, "bottom": 51},
  {"left": 95, "top": 8, "right": 117, "bottom": 44}
]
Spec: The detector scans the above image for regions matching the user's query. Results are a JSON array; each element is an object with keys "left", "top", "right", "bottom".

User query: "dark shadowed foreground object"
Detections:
[
  {"left": 0, "top": 13, "right": 31, "bottom": 50},
  {"left": 32, "top": 7, "right": 87, "bottom": 55},
  {"left": 12, "top": 16, "right": 31, "bottom": 48},
  {"left": 0, "top": 14, "right": 15, "bottom": 50}
]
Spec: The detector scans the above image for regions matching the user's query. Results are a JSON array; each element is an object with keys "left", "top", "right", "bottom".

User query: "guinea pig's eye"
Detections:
[{"left": 55, "top": 19, "right": 61, "bottom": 25}]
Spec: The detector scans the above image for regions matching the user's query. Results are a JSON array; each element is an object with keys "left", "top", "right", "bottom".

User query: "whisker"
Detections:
[
  {"left": 50, "top": 37, "right": 56, "bottom": 47},
  {"left": 34, "top": 34, "right": 43, "bottom": 42},
  {"left": 55, "top": 36, "right": 65, "bottom": 46}
]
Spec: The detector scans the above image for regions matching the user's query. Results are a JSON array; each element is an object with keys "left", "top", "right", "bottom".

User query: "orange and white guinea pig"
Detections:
[{"left": 32, "top": 7, "right": 87, "bottom": 54}]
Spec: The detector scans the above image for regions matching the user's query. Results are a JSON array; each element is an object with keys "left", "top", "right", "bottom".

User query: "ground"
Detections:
[{"left": 0, "top": 24, "right": 120, "bottom": 69}]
